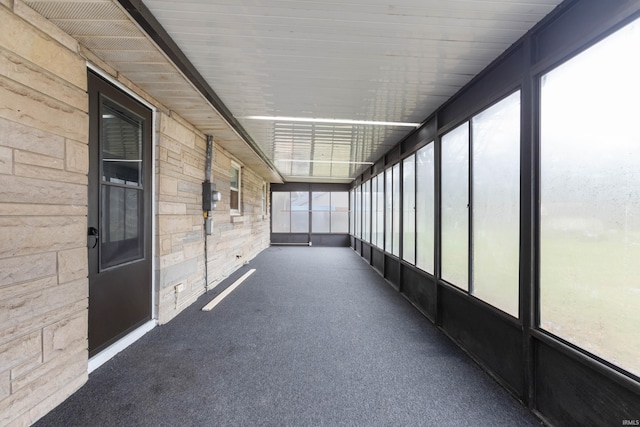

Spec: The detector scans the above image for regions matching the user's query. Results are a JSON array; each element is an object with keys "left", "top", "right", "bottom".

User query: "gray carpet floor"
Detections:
[{"left": 36, "top": 246, "right": 543, "bottom": 426}]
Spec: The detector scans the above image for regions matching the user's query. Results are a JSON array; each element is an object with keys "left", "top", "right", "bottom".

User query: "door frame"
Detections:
[{"left": 87, "top": 63, "right": 157, "bottom": 373}]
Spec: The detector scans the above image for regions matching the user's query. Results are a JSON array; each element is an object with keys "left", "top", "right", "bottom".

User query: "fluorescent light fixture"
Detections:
[
  {"left": 242, "top": 115, "right": 421, "bottom": 127},
  {"left": 285, "top": 176, "right": 353, "bottom": 180},
  {"left": 277, "top": 159, "right": 374, "bottom": 165}
]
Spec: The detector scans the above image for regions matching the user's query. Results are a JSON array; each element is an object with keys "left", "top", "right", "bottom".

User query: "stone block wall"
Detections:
[
  {"left": 0, "top": 2, "right": 89, "bottom": 425},
  {"left": 0, "top": 1, "right": 272, "bottom": 424},
  {"left": 156, "top": 112, "right": 270, "bottom": 324}
]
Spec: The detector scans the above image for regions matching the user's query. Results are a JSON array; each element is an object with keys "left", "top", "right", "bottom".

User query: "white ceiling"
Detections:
[{"left": 26, "top": 0, "right": 564, "bottom": 183}]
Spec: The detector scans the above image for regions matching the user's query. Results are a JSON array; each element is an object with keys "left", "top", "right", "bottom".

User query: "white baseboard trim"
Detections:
[{"left": 88, "top": 320, "right": 157, "bottom": 374}]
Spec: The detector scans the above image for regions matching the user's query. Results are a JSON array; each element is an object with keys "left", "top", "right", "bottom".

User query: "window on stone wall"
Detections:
[
  {"left": 230, "top": 161, "right": 241, "bottom": 215},
  {"left": 262, "top": 182, "right": 267, "bottom": 216}
]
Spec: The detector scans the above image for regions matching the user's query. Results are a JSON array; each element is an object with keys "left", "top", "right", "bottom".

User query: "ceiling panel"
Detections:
[
  {"left": 25, "top": 0, "right": 283, "bottom": 183},
  {"left": 25, "top": 0, "right": 563, "bottom": 183},
  {"left": 141, "top": 0, "right": 562, "bottom": 181}
]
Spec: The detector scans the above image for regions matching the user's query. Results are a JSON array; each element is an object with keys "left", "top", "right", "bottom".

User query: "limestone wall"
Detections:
[
  {"left": 0, "top": 1, "right": 271, "bottom": 424},
  {"left": 155, "top": 112, "right": 270, "bottom": 324},
  {"left": 0, "top": 2, "right": 89, "bottom": 425}
]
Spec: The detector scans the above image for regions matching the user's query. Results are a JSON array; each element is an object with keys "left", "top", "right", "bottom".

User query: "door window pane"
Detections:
[
  {"left": 403, "top": 155, "right": 416, "bottom": 264},
  {"left": 331, "top": 192, "right": 349, "bottom": 233},
  {"left": 102, "top": 102, "right": 143, "bottom": 186},
  {"left": 312, "top": 192, "right": 331, "bottom": 233},
  {"left": 100, "top": 100, "right": 145, "bottom": 269},
  {"left": 101, "top": 186, "right": 143, "bottom": 268},
  {"left": 290, "top": 191, "right": 309, "bottom": 232},
  {"left": 441, "top": 123, "right": 469, "bottom": 290},
  {"left": 272, "top": 192, "right": 291, "bottom": 233},
  {"left": 540, "top": 18, "right": 640, "bottom": 376},
  {"left": 416, "top": 143, "right": 435, "bottom": 274},
  {"left": 472, "top": 91, "right": 521, "bottom": 317}
]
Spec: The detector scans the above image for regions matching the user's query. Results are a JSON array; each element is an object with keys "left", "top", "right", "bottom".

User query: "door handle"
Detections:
[{"left": 88, "top": 227, "right": 99, "bottom": 249}]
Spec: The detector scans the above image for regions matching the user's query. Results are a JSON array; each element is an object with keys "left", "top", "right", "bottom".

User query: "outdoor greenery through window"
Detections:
[
  {"left": 311, "top": 192, "right": 349, "bottom": 233},
  {"left": 273, "top": 191, "right": 350, "bottom": 234},
  {"left": 540, "top": 18, "right": 640, "bottom": 377}
]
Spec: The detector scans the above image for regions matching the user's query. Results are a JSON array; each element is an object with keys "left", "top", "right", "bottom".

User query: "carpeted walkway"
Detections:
[{"left": 36, "top": 247, "right": 542, "bottom": 426}]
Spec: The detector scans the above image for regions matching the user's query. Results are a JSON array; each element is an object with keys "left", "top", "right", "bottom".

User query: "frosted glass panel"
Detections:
[
  {"left": 290, "top": 191, "right": 309, "bottom": 233},
  {"left": 271, "top": 192, "right": 290, "bottom": 233},
  {"left": 311, "top": 192, "right": 330, "bottom": 233},
  {"left": 331, "top": 192, "right": 349, "bottom": 233},
  {"left": 371, "top": 178, "right": 378, "bottom": 244},
  {"left": 472, "top": 91, "right": 521, "bottom": 317},
  {"left": 376, "top": 174, "right": 384, "bottom": 248},
  {"left": 363, "top": 180, "right": 371, "bottom": 242},
  {"left": 403, "top": 155, "right": 416, "bottom": 264},
  {"left": 416, "top": 143, "right": 435, "bottom": 274},
  {"left": 350, "top": 190, "right": 355, "bottom": 235},
  {"left": 441, "top": 123, "right": 469, "bottom": 290},
  {"left": 392, "top": 164, "right": 401, "bottom": 256},
  {"left": 385, "top": 169, "right": 392, "bottom": 252},
  {"left": 355, "top": 186, "right": 361, "bottom": 238},
  {"left": 540, "top": 18, "right": 640, "bottom": 377}
]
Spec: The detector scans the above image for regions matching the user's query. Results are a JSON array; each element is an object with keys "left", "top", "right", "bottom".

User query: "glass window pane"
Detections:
[
  {"left": 355, "top": 186, "right": 362, "bottom": 238},
  {"left": 403, "top": 155, "right": 416, "bottom": 264},
  {"left": 312, "top": 192, "right": 331, "bottom": 233},
  {"left": 363, "top": 180, "right": 371, "bottom": 242},
  {"left": 385, "top": 170, "right": 392, "bottom": 252},
  {"left": 540, "top": 19, "right": 640, "bottom": 377},
  {"left": 271, "top": 192, "right": 291, "bottom": 233},
  {"left": 416, "top": 143, "right": 435, "bottom": 274},
  {"left": 371, "top": 178, "right": 378, "bottom": 243},
  {"left": 331, "top": 192, "right": 349, "bottom": 233},
  {"left": 349, "top": 190, "right": 354, "bottom": 235},
  {"left": 441, "top": 122, "right": 469, "bottom": 290},
  {"left": 102, "top": 102, "right": 143, "bottom": 187},
  {"left": 101, "top": 186, "right": 143, "bottom": 268},
  {"left": 472, "top": 91, "right": 521, "bottom": 317},
  {"left": 230, "top": 189, "right": 239, "bottom": 211},
  {"left": 230, "top": 167, "right": 239, "bottom": 190},
  {"left": 290, "top": 191, "right": 309, "bottom": 233},
  {"left": 392, "top": 164, "right": 400, "bottom": 256},
  {"left": 376, "top": 174, "right": 384, "bottom": 248}
]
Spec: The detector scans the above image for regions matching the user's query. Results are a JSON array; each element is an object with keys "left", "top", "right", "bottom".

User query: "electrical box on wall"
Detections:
[{"left": 202, "top": 182, "right": 221, "bottom": 212}]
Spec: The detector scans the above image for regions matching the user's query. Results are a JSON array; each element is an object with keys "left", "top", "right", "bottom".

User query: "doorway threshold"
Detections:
[{"left": 88, "top": 320, "right": 156, "bottom": 374}]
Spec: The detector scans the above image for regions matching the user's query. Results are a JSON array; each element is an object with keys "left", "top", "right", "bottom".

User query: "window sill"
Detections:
[{"left": 231, "top": 215, "right": 245, "bottom": 223}]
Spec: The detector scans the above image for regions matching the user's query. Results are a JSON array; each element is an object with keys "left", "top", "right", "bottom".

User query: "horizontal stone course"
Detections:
[
  {"left": 0, "top": 331, "right": 40, "bottom": 373},
  {"left": 0, "top": 216, "right": 85, "bottom": 259}
]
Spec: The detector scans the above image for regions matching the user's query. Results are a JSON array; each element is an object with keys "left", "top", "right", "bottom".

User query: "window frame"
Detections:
[{"left": 230, "top": 161, "right": 242, "bottom": 215}]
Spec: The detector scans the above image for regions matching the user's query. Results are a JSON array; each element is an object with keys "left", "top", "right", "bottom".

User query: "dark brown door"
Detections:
[{"left": 87, "top": 71, "right": 152, "bottom": 358}]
